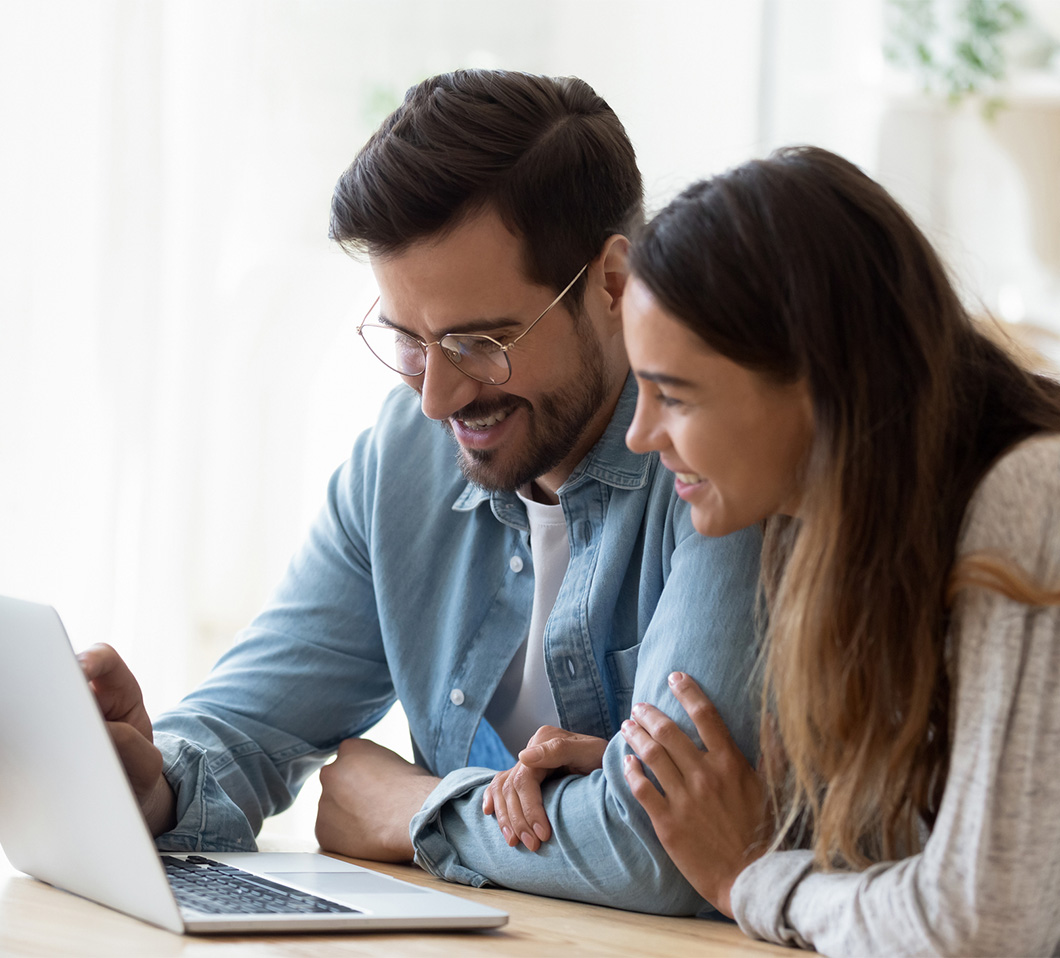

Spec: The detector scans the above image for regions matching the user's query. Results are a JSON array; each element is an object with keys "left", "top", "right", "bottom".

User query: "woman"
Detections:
[
  {"left": 618, "top": 146, "right": 1060, "bottom": 956},
  {"left": 494, "top": 146, "right": 1060, "bottom": 955}
]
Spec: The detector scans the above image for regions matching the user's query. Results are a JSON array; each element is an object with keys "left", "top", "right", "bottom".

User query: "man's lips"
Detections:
[
  {"left": 457, "top": 408, "right": 510, "bottom": 430},
  {"left": 447, "top": 405, "right": 521, "bottom": 450}
]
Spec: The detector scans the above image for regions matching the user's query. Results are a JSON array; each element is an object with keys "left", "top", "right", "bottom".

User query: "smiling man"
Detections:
[{"left": 80, "top": 70, "right": 762, "bottom": 916}]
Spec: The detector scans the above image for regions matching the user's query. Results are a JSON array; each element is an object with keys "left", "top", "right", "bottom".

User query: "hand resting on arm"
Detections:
[
  {"left": 621, "top": 671, "right": 771, "bottom": 918},
  {"left": 481, "top": 726, "right": 609, "bottom": 851}
]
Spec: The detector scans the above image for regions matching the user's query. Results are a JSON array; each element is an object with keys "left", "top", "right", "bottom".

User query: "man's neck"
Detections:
[{"left": 526, "top": 480, "right": 561, "bottom": 506}]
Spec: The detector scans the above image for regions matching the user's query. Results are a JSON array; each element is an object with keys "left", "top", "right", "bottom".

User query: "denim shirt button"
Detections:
[
  {"left": 449, "top": 688, "right": 465, "bottom": 706},
  {"left": 509, "top": 556, "right": 524, "bottom": 573},
  {"left": 566, "top": 658, "right": 576, "bottom": 679}
]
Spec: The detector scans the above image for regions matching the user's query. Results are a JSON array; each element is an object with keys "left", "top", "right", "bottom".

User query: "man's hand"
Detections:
[
  {"left": 482, "top": 726, "right": 608, "bottom": 851},
  {"left": 77, "top": 643, "right": 176, "bottom": 836},
  {"left": 316, "top": 738, "right": 440, "bottom": 862}
]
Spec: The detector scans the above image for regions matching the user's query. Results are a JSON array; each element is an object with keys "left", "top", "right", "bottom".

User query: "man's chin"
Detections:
[{"left": 455, "top": 446, "right": 523, "bottom": 494}]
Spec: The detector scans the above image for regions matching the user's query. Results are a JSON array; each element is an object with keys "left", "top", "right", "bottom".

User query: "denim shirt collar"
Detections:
[{"left": 452, "top": 373, "right": 648, "bottom": 525}]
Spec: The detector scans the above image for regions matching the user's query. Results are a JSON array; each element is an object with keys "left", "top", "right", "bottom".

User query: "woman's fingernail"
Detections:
[
  {"left": 669, "top": 671, "right": 685, "bottom": 685},
  {"left": 533, "top": 823, "right": 548, "bottom": 841},
  {"left": 621, "top": 720, "right": 634, "bottom": 735}
]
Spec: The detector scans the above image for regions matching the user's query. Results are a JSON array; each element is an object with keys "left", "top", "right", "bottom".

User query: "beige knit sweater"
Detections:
[{"left": 732, "top": 434, "right": 1060, "bottom": 957}]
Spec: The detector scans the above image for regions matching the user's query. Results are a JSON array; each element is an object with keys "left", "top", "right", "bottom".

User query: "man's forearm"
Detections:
[{"left": 411, "top": 741, "right": 708, "bottom": 915}]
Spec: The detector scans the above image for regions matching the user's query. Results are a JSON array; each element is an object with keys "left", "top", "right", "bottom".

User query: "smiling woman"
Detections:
[
  {"left": 623, "top": 277, "right": 813, "bottom": 538},
  {"left": 615, "top": 145, "right": 1060, "bottom": 956}
]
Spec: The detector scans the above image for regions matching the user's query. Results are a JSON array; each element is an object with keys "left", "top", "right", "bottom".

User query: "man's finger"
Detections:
[
  {"left": 510, "top": 767, "right": 551, "bottom": 845},
  {"left": 77, "top": 643, "right": 152, "bottom": 739},
  {"left": 490, "top": 774, "right": 518, "bottom": 846},
  {"left": 500, "top": 767, "right": 543, "bottom": 851},
  {"left": 517, "top": 733, "right": 607, "bottom": 774}
]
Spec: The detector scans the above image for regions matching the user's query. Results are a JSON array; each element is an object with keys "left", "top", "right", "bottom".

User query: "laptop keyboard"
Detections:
[{"left": 162, "top": 855, "right": 360, "bottom": 916}]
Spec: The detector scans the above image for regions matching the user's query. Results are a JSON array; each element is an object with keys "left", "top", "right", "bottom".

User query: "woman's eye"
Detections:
[{"left": 655, "top": 391, "right": 683, "bottom": 409}]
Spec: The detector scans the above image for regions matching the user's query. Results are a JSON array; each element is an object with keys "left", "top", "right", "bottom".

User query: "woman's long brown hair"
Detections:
[{"left": 630, "top": 146, "right": 1060, "bottom": 868}]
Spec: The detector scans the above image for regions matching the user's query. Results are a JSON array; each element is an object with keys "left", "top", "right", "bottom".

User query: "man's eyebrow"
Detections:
[
  {"left": 377, "top": 311, "right": 522, "bottom": 337},
  {"left": 635, "top": 370, "right": 698, "bottom": 388}
]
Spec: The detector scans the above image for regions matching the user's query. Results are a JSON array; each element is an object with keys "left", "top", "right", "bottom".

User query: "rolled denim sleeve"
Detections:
[
  {"left": 410, "top": 524, "right": 762, "bottom": 915},
  {"left": 153, "top": 731, "right": 258, "bottom": 852}
]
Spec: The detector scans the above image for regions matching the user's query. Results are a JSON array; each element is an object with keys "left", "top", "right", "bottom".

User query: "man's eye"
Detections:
[{"left": 448, "top": 336, "right": 502, "bottom": 356}]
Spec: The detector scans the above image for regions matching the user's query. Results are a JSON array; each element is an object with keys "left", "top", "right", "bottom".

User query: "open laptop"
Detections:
[{"left": 0, "top": 594, "right": 508, "bottom": 934}]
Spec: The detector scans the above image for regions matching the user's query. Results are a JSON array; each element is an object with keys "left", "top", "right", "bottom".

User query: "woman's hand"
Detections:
[
  {"left": 621, "top": 671, "right": 770, "bottom": 917},
  {"left": 482, "top": 726, "right": 608, "bottom": 851}
]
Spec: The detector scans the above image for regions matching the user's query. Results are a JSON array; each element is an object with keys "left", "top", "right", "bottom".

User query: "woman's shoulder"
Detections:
[{"left": 959, "top": 432, "right": 1060, "bottom": 561}]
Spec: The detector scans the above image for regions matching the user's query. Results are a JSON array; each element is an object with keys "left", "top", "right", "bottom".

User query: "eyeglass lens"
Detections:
[{"left": 359, "top": 316, "right": 511, "bottom": 385}]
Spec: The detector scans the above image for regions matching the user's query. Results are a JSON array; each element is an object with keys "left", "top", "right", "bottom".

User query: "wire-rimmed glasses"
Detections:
[{"left": 357, "top": 263, "right": 588, "bottom": 386}]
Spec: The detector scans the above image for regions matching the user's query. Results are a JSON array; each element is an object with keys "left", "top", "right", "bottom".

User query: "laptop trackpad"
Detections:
[{"left": 265, "top": 872, "right": 430, "bottom": 896}]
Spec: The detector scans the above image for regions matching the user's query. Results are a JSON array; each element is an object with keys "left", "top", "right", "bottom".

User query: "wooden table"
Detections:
[{"left": 0, "top": 836, "right": 789, "bottom": 956}]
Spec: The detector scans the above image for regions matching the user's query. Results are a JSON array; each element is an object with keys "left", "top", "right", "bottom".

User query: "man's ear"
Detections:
[{"left": 592, "top": 234, "right": 632, "bottom": 322}]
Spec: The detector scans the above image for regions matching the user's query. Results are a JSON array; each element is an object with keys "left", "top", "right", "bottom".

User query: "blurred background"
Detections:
[{"left": 3, "top": 0, "right": 1059, "bottom": 830}]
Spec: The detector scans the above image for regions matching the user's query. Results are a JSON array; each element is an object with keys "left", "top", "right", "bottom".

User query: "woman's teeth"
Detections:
[
  {"left": 460, "top": 409, "right": 509, "bottom": 430},
  {"left": 676, "top": 471, "right": 704, "bottom": 484}
]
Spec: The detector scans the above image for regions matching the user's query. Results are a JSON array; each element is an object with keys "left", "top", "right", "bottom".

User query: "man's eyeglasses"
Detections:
[{"left": 357, "top": 263, "right": 588, "bottom": 386}]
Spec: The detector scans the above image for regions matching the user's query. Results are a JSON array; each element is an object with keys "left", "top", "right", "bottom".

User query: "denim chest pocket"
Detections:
[{"left": 605, "top": 643, "right": 641, "bottom": 718}]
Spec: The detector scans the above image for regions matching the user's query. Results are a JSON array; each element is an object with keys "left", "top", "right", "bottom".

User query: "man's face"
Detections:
[{"left": 370, "top": 210, "right": 627, "bottom": 498}]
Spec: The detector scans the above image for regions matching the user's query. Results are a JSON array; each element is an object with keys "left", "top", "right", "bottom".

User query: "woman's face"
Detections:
[{"left": 623, "top": 277, "right": 814, "bottom": 538}]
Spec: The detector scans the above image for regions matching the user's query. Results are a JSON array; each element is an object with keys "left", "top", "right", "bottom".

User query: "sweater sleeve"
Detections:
[{"left": 731, "top": 434, "right": 1060, "bottom": 958}]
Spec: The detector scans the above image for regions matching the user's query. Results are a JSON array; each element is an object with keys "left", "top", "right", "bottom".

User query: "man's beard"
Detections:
[{"left": 441, "top": 337, "right": 612, "bottom": 493}]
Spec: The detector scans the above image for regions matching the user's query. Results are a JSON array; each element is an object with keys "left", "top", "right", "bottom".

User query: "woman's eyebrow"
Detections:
[{"left": 635, "top": 369, "right": 698, "bottom": 388}]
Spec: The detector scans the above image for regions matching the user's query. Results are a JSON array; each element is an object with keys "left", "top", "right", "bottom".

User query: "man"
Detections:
[{"left": 81, "top": 69, "right": 761, "bottom": 916}]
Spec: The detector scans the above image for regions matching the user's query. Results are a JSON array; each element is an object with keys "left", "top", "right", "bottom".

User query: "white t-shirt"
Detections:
[{"left": 483, "top": 488, "right": 567, "bottom": 757}]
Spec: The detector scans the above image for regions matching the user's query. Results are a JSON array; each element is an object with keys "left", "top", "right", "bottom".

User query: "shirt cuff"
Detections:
[
  {"left": 153, "top": 731, "right": 258, "bottom": 853},
  {"left": 731, "top": 849, "right": 815, "bottom": 948},
  {"left": 409, "top": 766, "right": 496, "bottom": 886}
]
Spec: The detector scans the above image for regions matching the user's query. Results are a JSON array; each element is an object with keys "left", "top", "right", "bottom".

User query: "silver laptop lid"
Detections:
[{"left": 0, "top": 595, "right": 185, "bottom": 933}]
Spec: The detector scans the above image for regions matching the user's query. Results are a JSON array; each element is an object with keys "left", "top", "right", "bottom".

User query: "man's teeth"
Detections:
[
  {"left": 460, "top": 409, "right": 509, "bottom": 430},
  {"left": 676, "top": 471, "right": 704, "bottom": 484}
]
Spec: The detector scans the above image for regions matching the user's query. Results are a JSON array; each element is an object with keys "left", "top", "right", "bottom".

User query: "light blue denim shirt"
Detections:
[{"left": 152, "top": 375, "right": 762, "bottom": 916}]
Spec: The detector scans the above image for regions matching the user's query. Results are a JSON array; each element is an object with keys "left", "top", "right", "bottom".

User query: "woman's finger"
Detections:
[
  {"left": 668, "top": 672, "right": 739, "bottom": 755},
  {"left": 620, "top": 717, "right": 684, "bottom": 790},
  {"left": 622, "top": 753, "right": 666, "bottom": 818}
]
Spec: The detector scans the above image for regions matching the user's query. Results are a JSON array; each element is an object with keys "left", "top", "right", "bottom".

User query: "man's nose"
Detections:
[{"left": 416, "top": 346, "right": 483, "bottom": 421}]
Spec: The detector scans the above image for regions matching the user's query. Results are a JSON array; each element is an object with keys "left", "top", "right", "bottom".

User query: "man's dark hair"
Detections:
[{"left": 330, "top": 69, "right": 643, "bottom": 307}]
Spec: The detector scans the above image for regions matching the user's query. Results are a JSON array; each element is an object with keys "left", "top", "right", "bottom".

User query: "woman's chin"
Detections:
[{"left": 690, "top": 503, "right": 759, "bottom": 539}]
